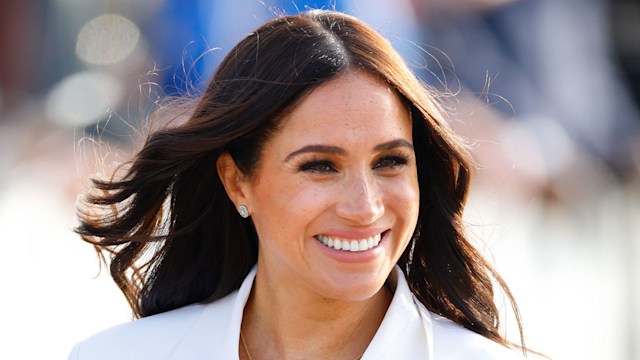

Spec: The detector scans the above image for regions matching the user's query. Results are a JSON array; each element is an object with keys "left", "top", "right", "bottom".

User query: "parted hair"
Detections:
[{"left": 77, "top": 10, "right": 525, "bottom": 352}]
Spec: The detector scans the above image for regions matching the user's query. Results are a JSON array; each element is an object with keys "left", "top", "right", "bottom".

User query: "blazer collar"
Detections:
[{"left": 170, "top": 266, "right": 434, "bottom": 359}]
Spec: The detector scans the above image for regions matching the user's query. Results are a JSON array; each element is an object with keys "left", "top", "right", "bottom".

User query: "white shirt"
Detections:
[{"left": 69, "top": 266, "right": 523, "bottom": 359}]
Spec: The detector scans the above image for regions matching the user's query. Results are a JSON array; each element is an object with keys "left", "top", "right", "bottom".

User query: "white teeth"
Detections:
[
  {"left": 350, "top": 240, "right": 358, "bottom": 252},
  {"left": 315, "top": 233, "right": 383, "bottom": 252},
  {"left": 359, "top": 239, "right": 368, "bottom": 250}
]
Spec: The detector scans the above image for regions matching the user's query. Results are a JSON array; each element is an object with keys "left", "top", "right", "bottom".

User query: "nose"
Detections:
[{"left": 335, "top": 172, "right": 384, "bottom": 225}]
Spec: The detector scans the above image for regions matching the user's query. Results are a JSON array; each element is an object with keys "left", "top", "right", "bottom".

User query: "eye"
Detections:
[
  {"left": 298, "top": 160, "right": 337, "bottom": 174},
  {"left": 373, "top": 154, "right": 409, "bottom": 170}
]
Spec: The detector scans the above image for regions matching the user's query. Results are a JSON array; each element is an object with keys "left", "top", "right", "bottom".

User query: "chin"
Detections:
[{"left": 314, "top": 269, "right": 391, "bottom": 302}]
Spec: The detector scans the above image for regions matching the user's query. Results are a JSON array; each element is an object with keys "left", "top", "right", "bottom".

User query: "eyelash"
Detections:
[{"left": 297, "top": 153, "right": 411, "bottom": 174}]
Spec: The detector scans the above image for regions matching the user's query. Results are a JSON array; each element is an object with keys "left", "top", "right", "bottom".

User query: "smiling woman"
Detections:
[{"left": 71, "top": 10, "right": 527, "bottom": 360}]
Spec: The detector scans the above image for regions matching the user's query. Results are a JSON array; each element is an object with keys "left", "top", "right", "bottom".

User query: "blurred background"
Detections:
[{"left": 1, "top": 0, "right": 638, "bottom": 359}]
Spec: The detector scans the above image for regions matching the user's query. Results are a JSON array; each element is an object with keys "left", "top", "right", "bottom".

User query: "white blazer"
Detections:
[{"left": 69, "top": 266, "right": 523, "bottom": 359}]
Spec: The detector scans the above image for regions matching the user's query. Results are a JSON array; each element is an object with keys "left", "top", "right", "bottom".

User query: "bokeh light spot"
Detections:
[
  {"left": 76, "top": 14, "right": 140, "bottom": 65},
  {"left": 45, "top": 70, "right": 123, "bottom": 127}
]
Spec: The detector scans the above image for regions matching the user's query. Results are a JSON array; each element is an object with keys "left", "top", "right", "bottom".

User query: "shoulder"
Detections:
[
  {"left": 430, "top": 313, "right": 524, "bottom": 360},
  {"left": 68, "top": 303, "right": 206, "bottom": 360},
  {"left": 393, "top": 268, "right": 523, "bottom": 360},
  {"left": 68, "top": 294, "right": 235, "bottom": 360}
]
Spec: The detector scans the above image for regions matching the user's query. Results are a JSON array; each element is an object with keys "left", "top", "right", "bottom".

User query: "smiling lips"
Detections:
[{"left": 315, "top": 233, "right": 382, "bottom": 252}]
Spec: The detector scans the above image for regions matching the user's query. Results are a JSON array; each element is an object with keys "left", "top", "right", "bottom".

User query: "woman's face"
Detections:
[{"left": 239, "top": 71, "right": 419, "bottom": 301}]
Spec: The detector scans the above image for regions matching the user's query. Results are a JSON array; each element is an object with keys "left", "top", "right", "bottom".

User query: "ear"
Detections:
[{"left": 216, "top": 152, "right": 250, "bottom": 209}]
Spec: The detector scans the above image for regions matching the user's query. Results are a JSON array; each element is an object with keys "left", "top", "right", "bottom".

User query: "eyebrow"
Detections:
[
  {"left": 374, "top": 139, "right": 414, "bottom": 152},
  {"left": 284, "top": 139, "right": 414, "bottom": 162}
]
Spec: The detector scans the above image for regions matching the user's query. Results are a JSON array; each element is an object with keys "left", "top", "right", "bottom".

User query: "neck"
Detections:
[{"left": 240, "top": 264, "right": 393, "bottom": 360}]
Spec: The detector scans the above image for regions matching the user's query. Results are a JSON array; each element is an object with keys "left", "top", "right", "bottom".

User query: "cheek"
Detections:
[
  {"left": 390, "top": 177, "right": 420, "bottom": 249},
  {"left": 385, "top": 174, "right": 420, "bottom": 212},
  {"left": 272, "top": 179, "right": 329, "bottom": 215},
  {"left": 251, "top": 177, "right": 330, "bottom": 237}
]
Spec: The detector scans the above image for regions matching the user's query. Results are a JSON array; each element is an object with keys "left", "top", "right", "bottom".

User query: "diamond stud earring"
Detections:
[{"left": 238, "top": 205, "right": 249, "bottom": 218}]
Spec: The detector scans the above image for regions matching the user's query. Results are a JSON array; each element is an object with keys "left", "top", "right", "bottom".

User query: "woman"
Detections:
[{"left": 70, "top": 10, "right": 527, "bottom": 359}]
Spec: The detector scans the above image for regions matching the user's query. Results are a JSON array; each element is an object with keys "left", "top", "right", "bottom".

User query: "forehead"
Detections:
[{"left": 274, "top": 71, "right": 412, "bottom": 146}]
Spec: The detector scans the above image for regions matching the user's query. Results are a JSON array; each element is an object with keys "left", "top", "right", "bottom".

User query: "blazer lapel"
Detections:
[{"left": 168, "top": 267, "right": 258, "bottom": 359}]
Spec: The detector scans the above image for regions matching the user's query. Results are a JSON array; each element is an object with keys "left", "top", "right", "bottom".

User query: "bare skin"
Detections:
[{"left": 239, "top": 272, "right": 392, "bottom": 360}]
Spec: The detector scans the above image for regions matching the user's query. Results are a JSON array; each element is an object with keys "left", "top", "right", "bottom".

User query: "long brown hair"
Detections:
[{"left": 77, "top": 10, "right": 526, "bottom": 353}]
